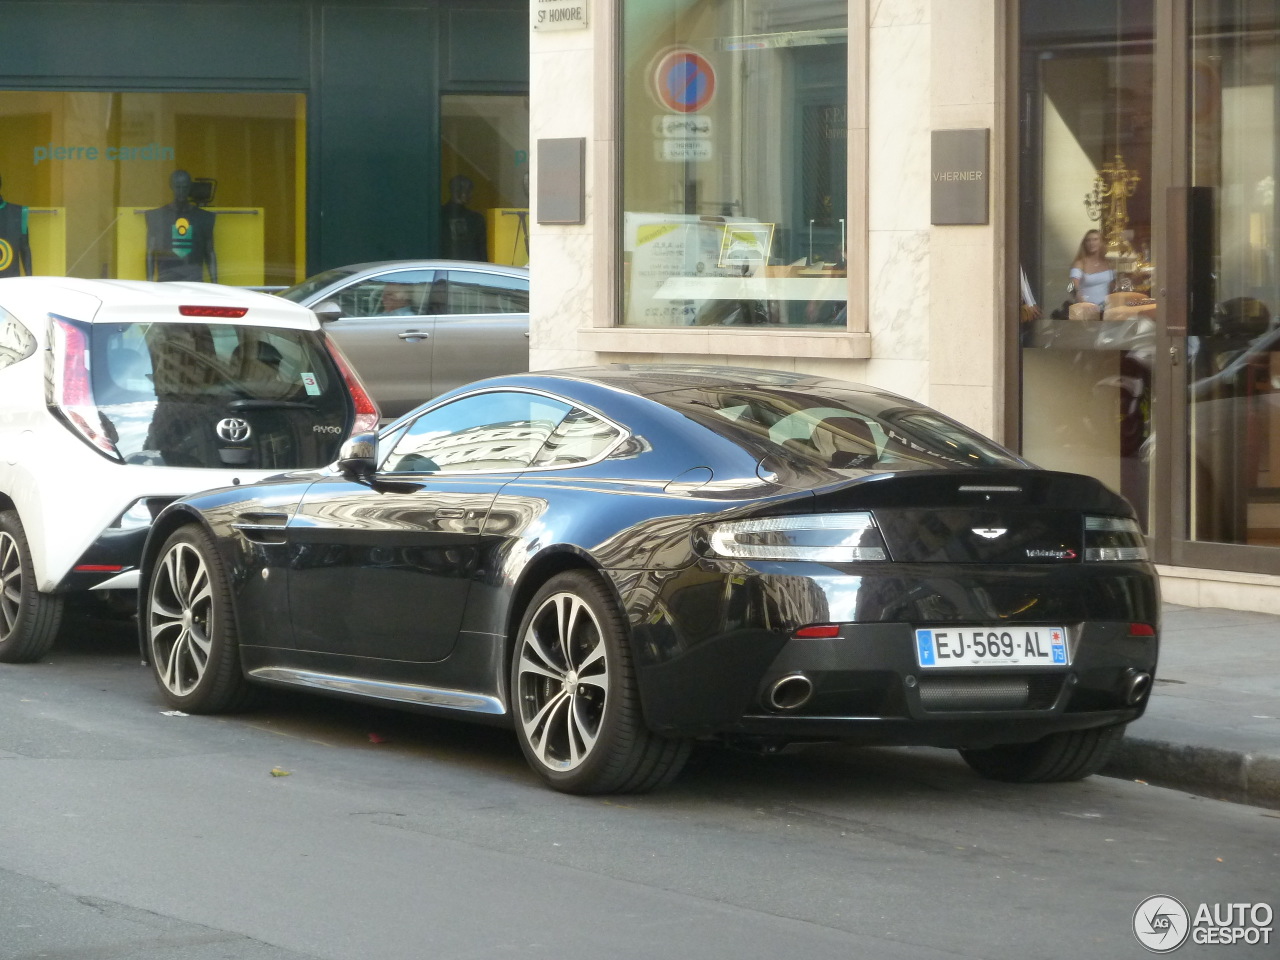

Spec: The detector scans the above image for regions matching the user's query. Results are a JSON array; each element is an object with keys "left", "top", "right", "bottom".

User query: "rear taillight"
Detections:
[
  {"left": 700, "top": 512, "right": 889, "bottom": 562},
  {"left": 324, "top": 333, "right": 380, "bottom": 437},
  {"left": 47, "top": 316, "right": 122, "bottom": 461},
  {"left": 1083, "top": 516, "right": 1149, "bottom": 561}
]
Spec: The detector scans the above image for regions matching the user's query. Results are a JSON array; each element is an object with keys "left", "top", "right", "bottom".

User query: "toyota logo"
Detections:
[{"left": 216, "top": 417, "right": 252, "bottom": 443}]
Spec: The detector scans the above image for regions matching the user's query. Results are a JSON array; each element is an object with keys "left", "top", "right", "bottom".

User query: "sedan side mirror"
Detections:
[
  {"left": 336, "top": 433, "right": 378, "bottom": 480},
  {"left": 312, "top": 300, "right": 344, "bottom": 324}
]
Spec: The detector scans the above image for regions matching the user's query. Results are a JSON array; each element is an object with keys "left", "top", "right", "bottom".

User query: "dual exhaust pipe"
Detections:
[
  {"left": 766, "top": 673, "right": 814, "bottom": 711},
  {"left": 766, "top": 670, "right": 1152, "bottom": 711},
  {"left": 1125, "top": 670, "right": 1153, "bottom": 705}
]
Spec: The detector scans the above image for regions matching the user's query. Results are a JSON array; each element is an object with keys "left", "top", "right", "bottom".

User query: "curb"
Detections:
[{"left": 1103, "top": 737, "right": 1280, "bottom": 811}]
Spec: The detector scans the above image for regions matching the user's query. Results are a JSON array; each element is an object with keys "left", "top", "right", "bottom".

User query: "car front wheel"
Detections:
[
  {"left": 0, "top": 510, "right": 64, "bottom": 664},
  {"left": 511, "top": 570, "right": 690, "bottom": 794},
  {"left": 959, "top": 723, "right": 1126, "bottom": 783},
  {"left": 146, "top": 525, "right": 252, "bottom": 713}
]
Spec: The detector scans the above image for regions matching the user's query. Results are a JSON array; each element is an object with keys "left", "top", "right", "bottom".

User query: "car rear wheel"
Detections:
[
  {"left": 959, "top": 723, "right": 1126, "bottom": 783},
  {"left": 0, "top": 511, "right": 64, "bottom": 664},
  {"left": 511, "top": 570, "right": 690, "bottom": 794},
  {"left": 146, "top": 525, "right": 252, "bottom": 713}
]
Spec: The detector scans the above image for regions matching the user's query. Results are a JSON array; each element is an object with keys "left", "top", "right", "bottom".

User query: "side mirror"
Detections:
[
  {"left": 312, "top": 300, "right": 344, "bottom": 324},
  {"left": 336, "top": 433, "right": 378, "bottom": 480}
]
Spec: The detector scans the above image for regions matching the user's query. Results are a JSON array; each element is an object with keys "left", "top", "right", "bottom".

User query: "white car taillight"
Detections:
[
  {"left": 323, "top": 332, "right": 381, "bottom": 438},
  {"left": 47, "top": 316, "right": 122, "bottom": 461},
  {"left": 701, "top": 512, "right": 889, "bottom": 562},
  {"left": 1083, "top": 515, "right": 1149, "bottom": 561}
]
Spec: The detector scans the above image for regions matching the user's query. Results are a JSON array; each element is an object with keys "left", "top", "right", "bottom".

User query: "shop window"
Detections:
[
  {"left": 0, "top": 91, "right": 304, "bottom": 286},
  {"left": 1017, "top": 4, "right": 1156, "bottom": 527},
  {"left": 620, "top": 0, "right": 849, "bottom": 328},
  {"left": 440, "top": 94, "right": 530, "bottom": 266}
]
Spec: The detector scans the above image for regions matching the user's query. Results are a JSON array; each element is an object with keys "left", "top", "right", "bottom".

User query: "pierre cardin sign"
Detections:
[{"left": 931, "top": 129, "right": 990, "bottom": 225}]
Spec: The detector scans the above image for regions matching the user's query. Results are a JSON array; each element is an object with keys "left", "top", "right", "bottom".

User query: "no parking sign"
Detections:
[{"left": 653, "top": 49, "right": 716, "bottom": 114}]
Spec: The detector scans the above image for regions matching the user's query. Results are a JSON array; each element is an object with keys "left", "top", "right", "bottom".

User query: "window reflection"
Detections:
[
  {"left": 621, "top": 0, "right": 848, "bottom": 328},
  {"left": 384, "top": 391, "right": 571, "bottom": 475},
  {"left": 0, "top": 91, "right": 304, "bottom": 285},
  {"left": 1018, "top": 2, "right": 1155, "bottom": 527}
]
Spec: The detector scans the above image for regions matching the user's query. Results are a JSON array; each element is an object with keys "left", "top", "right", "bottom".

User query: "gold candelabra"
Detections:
[{"left": 1084, "top": 153, "right": 1141, "bottom": 265}]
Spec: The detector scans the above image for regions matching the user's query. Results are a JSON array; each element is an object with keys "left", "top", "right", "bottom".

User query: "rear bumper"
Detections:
[
  {"left": 55, "top": 524, "right": 151, "bottom": 592},
  {"left": 618, "top": 559, "right": 1159, "bottom": 744}
]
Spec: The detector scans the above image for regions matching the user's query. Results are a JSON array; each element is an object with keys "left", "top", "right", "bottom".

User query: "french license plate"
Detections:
[{"left": 914, "top": 626, "right": 1068, "bottom": 668}]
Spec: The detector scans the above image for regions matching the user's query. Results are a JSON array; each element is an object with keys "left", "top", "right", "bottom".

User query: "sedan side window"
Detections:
[
  {"left": 441, "top": 271, "right": 529, "bottom": 315},
  {"left": 0, "top": 307, "right": 36, "bottom": 370},
  {"left": 332, "top": 270, "right": 436, "bottom": 318},
  {"left": 383, "top": 391, "right": 572, "bottom": 475}
]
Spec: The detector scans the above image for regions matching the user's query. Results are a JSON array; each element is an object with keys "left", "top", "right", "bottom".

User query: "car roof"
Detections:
[
  {"left": 334, "top": 260, "right": 528, "bottom": 277},
  {"left": 0, "top": 277, "right": 321, "bottom": 331}
]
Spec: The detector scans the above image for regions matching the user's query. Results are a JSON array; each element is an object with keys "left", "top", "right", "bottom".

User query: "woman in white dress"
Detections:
[{"left": 1069, "top": 229, "right": 1115, "bottom": 307}]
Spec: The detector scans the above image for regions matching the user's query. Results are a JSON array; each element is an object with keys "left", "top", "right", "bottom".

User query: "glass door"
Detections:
[{"left": 1173, "top": 1, "right": 1280, "bottom": 567}]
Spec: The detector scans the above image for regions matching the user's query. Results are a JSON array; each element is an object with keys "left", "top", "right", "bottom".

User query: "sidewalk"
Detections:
[{"left": 1102, "top": 603, "right": 1280, "bottom": 809}]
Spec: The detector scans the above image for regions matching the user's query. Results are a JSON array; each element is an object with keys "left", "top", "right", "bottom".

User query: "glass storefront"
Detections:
[
  {"left": 0, "top": 91, "right": 305, "bottom": 287},
  {"left": 1185, "top": 0, "right": 1279, "bottom": 549},
  {"left": 1017, "top": 3, "right": 1156, "bottom": 527},
  {"left": 440, "top": 94, "right": 530, "bottom": 267},
  {"left": 1019, "top": 0, "right": 1279, "bottom": 565},
  {"left": 620, "top": 0, "right": 848, "bottom": 328}
]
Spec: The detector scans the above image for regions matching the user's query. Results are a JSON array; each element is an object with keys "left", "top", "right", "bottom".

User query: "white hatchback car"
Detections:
[{"left": 0, "top": 277, "right": 379, "bottom": 663}]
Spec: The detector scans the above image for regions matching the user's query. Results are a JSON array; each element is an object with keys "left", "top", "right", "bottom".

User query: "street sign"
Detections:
[
  {"left": 532, "top": 0, "right": 588, "bottom": 31},
  {"left": 653, "top": 49, "right": 716, "bottom": 114}
]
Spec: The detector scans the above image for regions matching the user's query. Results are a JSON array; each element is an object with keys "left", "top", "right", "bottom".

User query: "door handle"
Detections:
[
  {"left": 434, "top": 507, "right": 464, "bottom": 518},
  {"left": 397, "top": 330, "right": 430, "bottom": 340}
]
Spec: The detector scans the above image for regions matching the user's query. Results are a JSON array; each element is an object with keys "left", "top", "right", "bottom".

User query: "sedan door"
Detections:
[
  {"left": 285, "top": 389, "right": 572, "bottom": 665},
  {"left": 316, "top": 268, "right": 438, "bottom": 419},
  {"left": 429, "top": 269, "right": 529, "bottom": 396}
]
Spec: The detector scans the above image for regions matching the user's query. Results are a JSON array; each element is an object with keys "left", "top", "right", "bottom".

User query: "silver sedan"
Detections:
[{"left": 279, "top": 260, "right": 529, "bottom": 419}]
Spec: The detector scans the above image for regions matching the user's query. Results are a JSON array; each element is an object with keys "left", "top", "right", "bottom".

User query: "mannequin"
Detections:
[
  {"left": 145, "top": 169, "right": 217, "bottom": 282},
  {"left": 0, "top": 175, "right": 33, "bottom": 278},
  {"left": 440, "top": 175, "right": 488, "bottom": 261}
]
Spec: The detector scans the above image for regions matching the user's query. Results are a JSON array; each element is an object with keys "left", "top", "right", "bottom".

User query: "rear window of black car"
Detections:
[
  {"left": 656, "top": 385, "right": 1025, "bottom": 472},
  {"left": 89, "top": 321, "right": 349, "bottom": 469}
]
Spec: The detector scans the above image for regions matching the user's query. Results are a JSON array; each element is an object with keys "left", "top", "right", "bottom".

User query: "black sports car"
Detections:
[{"left": 138, "top": 365, "right": 1159, "bottom": 794}]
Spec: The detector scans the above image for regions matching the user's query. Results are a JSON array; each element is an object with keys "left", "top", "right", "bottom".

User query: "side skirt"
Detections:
[{"left": 247, "top": 666, "right": 506, "bottom": 715}]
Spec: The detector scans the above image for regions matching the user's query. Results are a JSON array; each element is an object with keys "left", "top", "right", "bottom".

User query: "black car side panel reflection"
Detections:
[{"left": 285, "top": 475, "right": 507, "bottom": 663}]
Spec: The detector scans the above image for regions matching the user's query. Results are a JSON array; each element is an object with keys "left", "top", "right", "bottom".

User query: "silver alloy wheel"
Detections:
[
  {"left": 0, "top": 531, "right": 21, "bottom": 642},
  {"left": 515, "top": 591, "right": 611, "bottom": 771},
  {"left": 148, "top": 541, "right": 215, "bottom": 697}
]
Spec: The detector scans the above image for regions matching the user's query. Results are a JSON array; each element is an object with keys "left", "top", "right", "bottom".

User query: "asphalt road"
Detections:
[{"left": 1, "top": 616, "right": 1276, "bottom": 960}]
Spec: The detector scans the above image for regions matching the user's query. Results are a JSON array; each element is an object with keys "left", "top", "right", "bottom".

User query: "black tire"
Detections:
[
  {"left": 144, "top": 524, "right": 253, "bottom": 713},
  {"left": 510, "top": 570, "right": 690, "bottom": 794},
  {"left": 0, "top": 510, "right": 64, "bottom": 664},
  {"left": 959, "top": 723, "right": 1126, "bottom": 783}
]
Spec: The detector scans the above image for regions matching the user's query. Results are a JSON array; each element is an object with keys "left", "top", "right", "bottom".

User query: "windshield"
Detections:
[
  {"left": 658, "top": 385, "right": 1026, "bottom": 473},
  {"left": 276, "top": 267, "right": 361, "bottom": 304},
  {"left": 89, "top": 321, "right": 350, "bottom": 468}
]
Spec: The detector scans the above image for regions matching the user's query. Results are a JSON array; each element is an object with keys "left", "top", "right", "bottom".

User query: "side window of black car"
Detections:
[
  {"left": 0, "top": 307, "right": 36, "bottom": 370},
  {"left": 383, "top": 391, "right": 572, "bottom": 475},
  {"left": 530, "top": 407, "right": 622, "bottom": 468}
]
